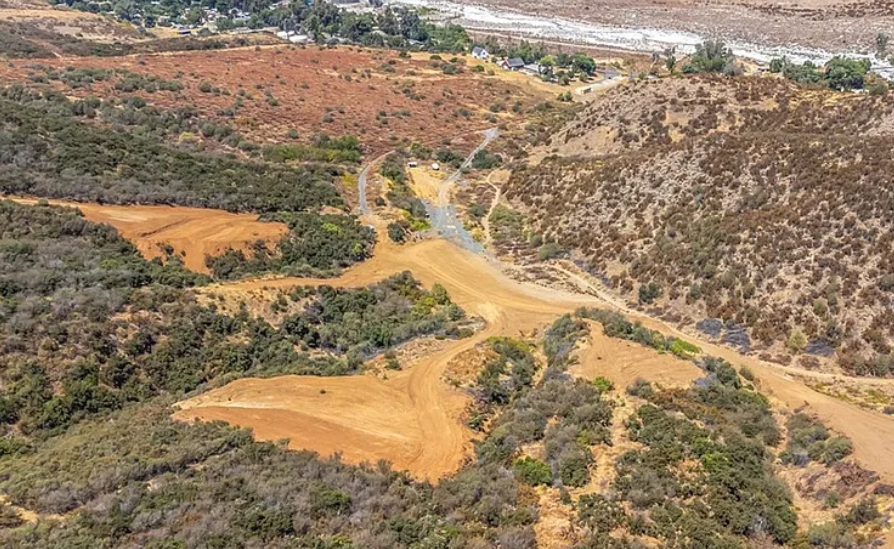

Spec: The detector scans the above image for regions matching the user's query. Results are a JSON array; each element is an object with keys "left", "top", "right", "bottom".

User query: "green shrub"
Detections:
[
  {"left": 578, "top": 494, "right": 625, "bottom": 532},
  {"left": 387, "top": 222, "right": 407, "bottom": 243},
  {"left": 538, "top": 242, "right": 565, "bottom": 261},
  {"left": 310, "top": 486, "right": 352, "bottom": 517},
  {"left": 668, "top": 338, "right": 700, "bottom": 359},
  {"left": 844, "top": 497, "right": 881, "bottom": 525},
  {"left": 558, "top": 452, "right": 591, "bottom": 487},
  {"left": 638, "top": 283, "right": 662, "bottom": 304},
  {"left": 513, "top": 456, "right": 551, "bottom": 486},
  {"left": 626, "top": 378, "right": 654, "bottom": 399},
  {"left": 781, "top": 413, "right": 853, "bottom": 466},
  {"left": 592, "top": 376, "right": 615, "bottom": 393}
]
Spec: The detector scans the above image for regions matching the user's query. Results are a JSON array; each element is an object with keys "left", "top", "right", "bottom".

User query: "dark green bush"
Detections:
[{"left": 513, "top": 456, "right": 551, "bottom": 486}]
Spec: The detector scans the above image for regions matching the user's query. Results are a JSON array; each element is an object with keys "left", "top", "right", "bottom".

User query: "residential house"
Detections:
[
  {"left": 500, "top": 57, "right": 525, "bottom": 71},
  {"left": 472, "top": 46, "right": 490, "bottom": 60}
]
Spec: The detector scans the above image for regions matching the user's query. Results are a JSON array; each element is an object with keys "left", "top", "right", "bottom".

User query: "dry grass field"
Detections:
[{"left": 0, "top": 45, "right": 545, "bottom": 155}]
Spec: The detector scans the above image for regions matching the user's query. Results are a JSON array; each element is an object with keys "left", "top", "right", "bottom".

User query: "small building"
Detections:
[
  {"left": 278, "top": 30, "right": 310, "bottom": 43},
  {"left": 500, "top": 57, "right": 525, "bottom": 71},
  {"left": 472, "top": 46, "right": 490, "bottom": 60}
]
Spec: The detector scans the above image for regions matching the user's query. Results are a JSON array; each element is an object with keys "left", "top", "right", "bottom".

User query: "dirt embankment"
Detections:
[{"left": 8, "top": 198, "right": 287, "bottom": 274}]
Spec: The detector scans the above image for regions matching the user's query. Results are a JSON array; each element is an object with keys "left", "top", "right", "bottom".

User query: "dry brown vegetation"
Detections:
[
  {"left": 506, "top": 76, "right": 894, "bottom": 375},
  {"left": 0, "top": 45, "right": 542, "bottom": 156}
]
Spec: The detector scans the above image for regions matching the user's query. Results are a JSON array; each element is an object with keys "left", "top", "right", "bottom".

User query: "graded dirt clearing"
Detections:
[
  {"left": 176, "top": 228, "right": 894, "bottom": 490},
  {"left": 8, "top": 197, "right": 287, "bottom": 274},
  {"left": 571, "top": 320, "right": 703, "bottom": 390},
  {"left": 176, "top": 235, "right": 593, "bottom": 480},
  {"left": 0, "top": 46, "right": 545, "bottom": 155}
]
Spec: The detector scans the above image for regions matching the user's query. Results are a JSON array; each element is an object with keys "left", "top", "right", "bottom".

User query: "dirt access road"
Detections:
[
  {"left": 175, "top": 233, "right": 589, "bottom": 481},
  {"left": 13, "top": 167, "right": 893, "bottom": 493},
  {"left": 177, "top": 224, "right": 894, "bottom": 487},
  {"left": 172, "top": 129, "right": 894, "bottom": 488},
  {"left": 7, "top": 197, "right": 287, "bottom": 274}
]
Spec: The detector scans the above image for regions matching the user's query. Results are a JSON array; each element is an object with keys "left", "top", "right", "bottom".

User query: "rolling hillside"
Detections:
[{"left": 505, "top": 76, "right": 894, "bottom": 375}]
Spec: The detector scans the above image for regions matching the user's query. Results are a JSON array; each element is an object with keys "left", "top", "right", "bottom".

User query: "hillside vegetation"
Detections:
[
  {"left": 0, "top": 200, "right": 461, "bottom": 437},
  {"left": 505, "top": 76, "right": 894, "bottom": 375},
  {"left": 0, "top": 85, "right": 376, "bottom": 278}
]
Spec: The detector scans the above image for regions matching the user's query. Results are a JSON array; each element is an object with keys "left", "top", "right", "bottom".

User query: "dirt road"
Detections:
[
  {"left": 184, "top": 232, "right": 894, "bottom": 486},
  {"left": 425, "top": 128, "right": 497, "bottom": 255},
  {"left": 7, "top": 198, "right": 287, "bottom": 274},
  {"left": 357, "top": 151, "right": 393, "bottom": 216},
  {"left": 15, "top": 194, "right": 893, "bottom": 487},
  {"left": 176, "top": 235, "right": 596, "bottom": 480}
]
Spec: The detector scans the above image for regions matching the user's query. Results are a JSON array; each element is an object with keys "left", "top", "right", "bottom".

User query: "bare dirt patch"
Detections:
[
  {"left": 9, "top": 197, "right": 287, "bottom": 274},
  {"left": 173, "top": 372, "right": 468, "bottom": 481},
  {"left": 571, "top": 320, "right": 703, "bottom": 390},
  {"left": 407, "top": 166, "right": 445, "bottom": 202},
  {"left": 178, "top": 227, "right": 894, "bottom": 488}
]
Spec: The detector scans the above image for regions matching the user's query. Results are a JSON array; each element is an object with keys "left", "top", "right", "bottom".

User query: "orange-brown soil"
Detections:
[
  {"left": 9, "top": 197, "right": 287, "bottom": 274},
  {"left": 35, "top": 196, "right": 894, "bottom": 498},
  {"left": 175, "top": 229, "right": 894, "bottom": 489},
  {"left": 571, "top": 320, "right": 703, "bottom": 390}
]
